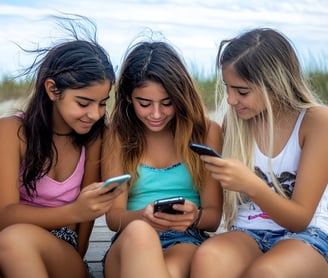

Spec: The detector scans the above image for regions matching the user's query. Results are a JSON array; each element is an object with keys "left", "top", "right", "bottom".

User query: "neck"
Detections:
[{"left": 53, "top": 131, "right": 73, "bottom": 136}]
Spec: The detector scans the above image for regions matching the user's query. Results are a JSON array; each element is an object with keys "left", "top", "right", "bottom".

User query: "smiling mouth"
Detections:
[
  {"left": 148, "top": 120, "right": 165, "bottom": 126},
  {"left": 80, "top": 120, "right": 95, "bottom": 128}
]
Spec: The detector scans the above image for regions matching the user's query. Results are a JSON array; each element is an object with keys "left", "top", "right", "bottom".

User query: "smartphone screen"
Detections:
[
  {"left": 153, "top": 196, "right": 185, "bottom": 214},
  {"left": 189, "top": 143, "right": 222, "bottom": 158},
  {"left": 100, "top": 174, "right": 131, "bottom": 193}
]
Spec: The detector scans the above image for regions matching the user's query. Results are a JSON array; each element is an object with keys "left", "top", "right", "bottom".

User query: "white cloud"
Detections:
[{"left": 0, "top": 0, "right": 327, "bottom": 79}]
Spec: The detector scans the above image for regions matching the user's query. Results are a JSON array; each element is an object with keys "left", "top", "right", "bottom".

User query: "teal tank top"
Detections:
[{"left": 127, "top": 163, "right": 200, "bottom": 211}]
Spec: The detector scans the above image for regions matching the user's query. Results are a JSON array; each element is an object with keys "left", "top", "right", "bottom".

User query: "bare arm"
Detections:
[
  {"left": 76, "top": 135, "right": 102, "bottom": 257},
  {"left": 203, "top": 107, "right": 328, "bottom": 232},
  {"left": 0, "top": 117, "right": 115, "bottom": 231},
  {"left": 197, "top": 120, "right": 223, "bottom": 232},
  {"left": 100, "top": 129, "right": 140, "bottom": 231},
  {"left": 250, "top": 106, "right": 328, "bottom": 231}
]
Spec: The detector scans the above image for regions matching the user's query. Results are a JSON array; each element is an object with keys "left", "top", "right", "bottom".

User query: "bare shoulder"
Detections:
[
  {"left": 103, "top": 125, "right": 121, "bottom": 152},
  {"left": 206, "top": 119, "right": 223, "bottom": 151},
  {"left": 100, "top": 126, "right": 123, "bottom": 179},
  {"left": 85, "top": 133, "right": 103, "bottom": 161},
  {"left": 0, "top": 115, "right": 22, "bottom": 140},
  {"left": 307, "top": 105, "right": 328, "bottom": 118},
  {"left": 303, "top": 106, "right": 328, "bottom": 131},
  {"left": 301, "top": 106, "right": 328, "bottom": 146},
  {"left": 0, "top": 115, "right": 22, "bottom": 183}
]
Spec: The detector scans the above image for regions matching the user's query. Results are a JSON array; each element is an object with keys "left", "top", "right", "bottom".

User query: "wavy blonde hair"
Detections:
[{"left": 215, "top": 28, "right": 321, "bottom": 228}]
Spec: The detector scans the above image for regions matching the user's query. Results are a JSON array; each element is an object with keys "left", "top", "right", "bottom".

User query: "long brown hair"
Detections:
[
  {"left": 105, "top": 40, "right": 209, "bottom": 190},
  {"left": 18, "top": 15, "right": 115, "bottom": 197}
]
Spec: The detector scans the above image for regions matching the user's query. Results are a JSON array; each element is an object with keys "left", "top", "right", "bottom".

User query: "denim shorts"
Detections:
[
  {"left": 158, "top": 228, "right": 209, "bottom": 250},
  {"left": 110, "top": 228, "right": 209, "bottom": 250},
  {"left": 231, "top": 226, "right": 328, "bottom": 261}
]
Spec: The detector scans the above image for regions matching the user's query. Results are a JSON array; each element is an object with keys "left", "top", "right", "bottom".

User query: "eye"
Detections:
[
  {"left": 138, "top": 101, "right": 151, "bottom": 108},
  {"left": 77, "top": 101, "right": 89, "bottom": 107},
  {"left": 237, "top": 90, "right": 250, "bottom": 96},
  {"left": 161, "top": 100, "right": 172, "bottom": 107}
]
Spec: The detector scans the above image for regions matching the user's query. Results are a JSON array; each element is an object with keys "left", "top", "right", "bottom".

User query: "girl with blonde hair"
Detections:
[{"left": 191, "top": 28, "right": 328, "bottom": 277}]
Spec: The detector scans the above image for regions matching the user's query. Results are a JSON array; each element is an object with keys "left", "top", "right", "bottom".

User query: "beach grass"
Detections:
[{"left": 0, "top": 58, "right": 327, "bottom": 112}]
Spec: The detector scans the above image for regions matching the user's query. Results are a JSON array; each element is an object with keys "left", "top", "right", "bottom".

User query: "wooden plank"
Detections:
[{"left": 86, "top": 215, "right": 113, "bottom": 277}]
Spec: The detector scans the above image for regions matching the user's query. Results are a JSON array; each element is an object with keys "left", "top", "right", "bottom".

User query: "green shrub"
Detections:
[
  {"left": 1, "top": 69, "right": 327, "bottom": 109},
  {"left": 0, "top": 76, "right": 32, "bottom": 101},
  {"left": 308, "top": 71, "right": 328, "bottom": 104}
]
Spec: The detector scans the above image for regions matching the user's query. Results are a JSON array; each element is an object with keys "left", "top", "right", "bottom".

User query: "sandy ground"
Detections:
[{"left": 0, "top": 98, "right": 25, "bottom": 116}]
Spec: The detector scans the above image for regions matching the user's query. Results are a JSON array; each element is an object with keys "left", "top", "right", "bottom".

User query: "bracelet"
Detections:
[{"left": 191, "top": 207, "right": 203, "bottom": 229}]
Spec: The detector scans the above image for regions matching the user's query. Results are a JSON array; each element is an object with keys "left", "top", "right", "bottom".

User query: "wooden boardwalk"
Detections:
[{"left": 85, "top": 215, "right": 115, "bottom": 278}]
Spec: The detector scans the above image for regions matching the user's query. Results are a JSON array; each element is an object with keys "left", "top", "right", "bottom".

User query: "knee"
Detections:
[
  {"left": 0, "top": 224, "right": 39, "bottom": 250},
  {"left": 0, "top": 224, "right": 29, "bottom": 258},
  {"left": 121, "top": 220, "right": 158, "bottom": 248},
  {"left": 0, "top": 224, "right": 23, "bottom": 246}
]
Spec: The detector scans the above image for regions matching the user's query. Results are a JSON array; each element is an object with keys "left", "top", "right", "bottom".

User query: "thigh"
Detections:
[
  {"left": 104, "top": 220, "right": 170, "bottom": 278},
  {"left": 191, "top": 231, "right": 262, "bottom": 278},
  {"left": 0, "top": 223, "right": 87, "bottom": 278},
  {"left": 104, "top": 222, "right": 149, "bottom": 277},
  {"left": 104, "top": 231, "right": 125, "bottom": 277},
  {"left": 164, "top": 243, "right": 198, "bottom": 278},
  {"left": 246, "top": 239, "right": 328, "bottom": 278},
  {"left": 0, "top": 224, "right": 87, "bottom": 278}
]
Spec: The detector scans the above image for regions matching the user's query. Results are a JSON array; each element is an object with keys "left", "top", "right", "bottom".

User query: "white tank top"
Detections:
[{"left": 234, "top": 109, "right": 328, "bottom": 233}]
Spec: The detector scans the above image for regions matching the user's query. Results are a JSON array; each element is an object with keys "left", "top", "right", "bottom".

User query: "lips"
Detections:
[
  {"left": 148, "top": 120, "right": 164, "bottom": 127},
  {"left": 235, "top": 107, "right": 247, "bottom": 114},
  {"left": 80, "top": 120, "right": 95, "bottom": 129}
]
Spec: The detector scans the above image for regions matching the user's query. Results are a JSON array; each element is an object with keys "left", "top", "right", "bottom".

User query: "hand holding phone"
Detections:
[
  {"left": 153, "top": 196, "right": 185, "bottom": 214},
  {"left": 100, "top": 174, "right": 131, "bottom": 193},
  {"left": 189, "top": 143, "right": 222, "bottom": 158}
]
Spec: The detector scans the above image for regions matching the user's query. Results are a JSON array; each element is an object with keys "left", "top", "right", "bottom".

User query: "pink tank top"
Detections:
[{"left": 19, "top": 146, "right": 85, "bottom": 207}]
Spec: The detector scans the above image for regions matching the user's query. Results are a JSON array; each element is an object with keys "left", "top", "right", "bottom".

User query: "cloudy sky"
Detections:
[{"left": 0, "top": 0, "right": 327, "bottom": 80}]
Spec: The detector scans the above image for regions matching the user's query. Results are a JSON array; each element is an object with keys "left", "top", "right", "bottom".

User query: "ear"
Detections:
[{"left": 44, "top": 78, "right": 58, "bottom": 101}]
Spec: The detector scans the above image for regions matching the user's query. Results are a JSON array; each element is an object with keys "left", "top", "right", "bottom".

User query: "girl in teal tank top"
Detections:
[{"left": 101, "top": 39, "right": 223, "bottom": 277}]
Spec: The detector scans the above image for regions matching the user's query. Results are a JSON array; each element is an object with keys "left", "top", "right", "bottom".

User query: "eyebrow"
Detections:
[
  {"left": 223, "top": 81, "right": 250, "bottom": 90},
  {"left": 76, "top": 96, "right": 110, "bottom": 102},
  {"left": 134, "top": 96, "right": 171, "bottom": 101},
  {"left": 230, "top": 85, "right": 250, "bottom": 90}
]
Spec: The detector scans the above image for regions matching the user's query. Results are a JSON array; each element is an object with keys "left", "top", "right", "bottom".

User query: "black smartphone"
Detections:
[
  {"left": 100, "top": 174, "right": 131, "bottom": 193},
  {"left": 153, "top": 196, "right": 185, "bottom": 214},
  {"left": 189, "top": 143, "right": 222, "bottom": 158}
]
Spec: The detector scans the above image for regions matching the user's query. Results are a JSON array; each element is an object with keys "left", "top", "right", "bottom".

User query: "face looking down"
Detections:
[
  {"left": 49, "top": 80, "right": 111, "bottom": 135},
  {"left": 131, "top": 81, "right": 176, "bottom": 132},
  {"left": 222, "top": 64, "right": 266, "bottom": 120}
]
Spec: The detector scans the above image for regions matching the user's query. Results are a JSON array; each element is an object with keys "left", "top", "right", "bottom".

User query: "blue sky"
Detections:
[{"left": 0, "top": 0, "right": 327, "bottom": 80}]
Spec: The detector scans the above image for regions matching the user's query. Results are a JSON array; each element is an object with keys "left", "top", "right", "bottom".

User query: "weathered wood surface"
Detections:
[{"left": 85, "top": 215, "right": 115, "bottom": 278}]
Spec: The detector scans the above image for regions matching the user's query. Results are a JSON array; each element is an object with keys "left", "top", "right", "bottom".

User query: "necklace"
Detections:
[{"left": 53, "top": 131, "right": 73, "bottom": 136}]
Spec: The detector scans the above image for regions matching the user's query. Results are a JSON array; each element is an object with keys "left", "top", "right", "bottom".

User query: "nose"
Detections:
[
  {"left": 150, "top": 103, "right": 162, "bottom": 118},
  {"left": 87, "top": 105, "right": 105, "bottom": 121},
  {"left": 226, "top": 90, "right": 238, "bottom": 106}
]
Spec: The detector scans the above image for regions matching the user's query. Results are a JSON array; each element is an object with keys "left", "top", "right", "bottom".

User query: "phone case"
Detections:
[
  {"left": 189, "top": 143, "right": 222, "bottom": 157},
  {"left": 100, "top": 174, "right": 131, "bottom": 193},
  {"left": 153, "top": 196, "right": 185, "bottom": 214}
]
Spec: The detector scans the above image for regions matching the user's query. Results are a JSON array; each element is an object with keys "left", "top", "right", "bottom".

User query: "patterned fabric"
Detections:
[{"left": 51, "top": 226, "right": 78, "bottom": 248}]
